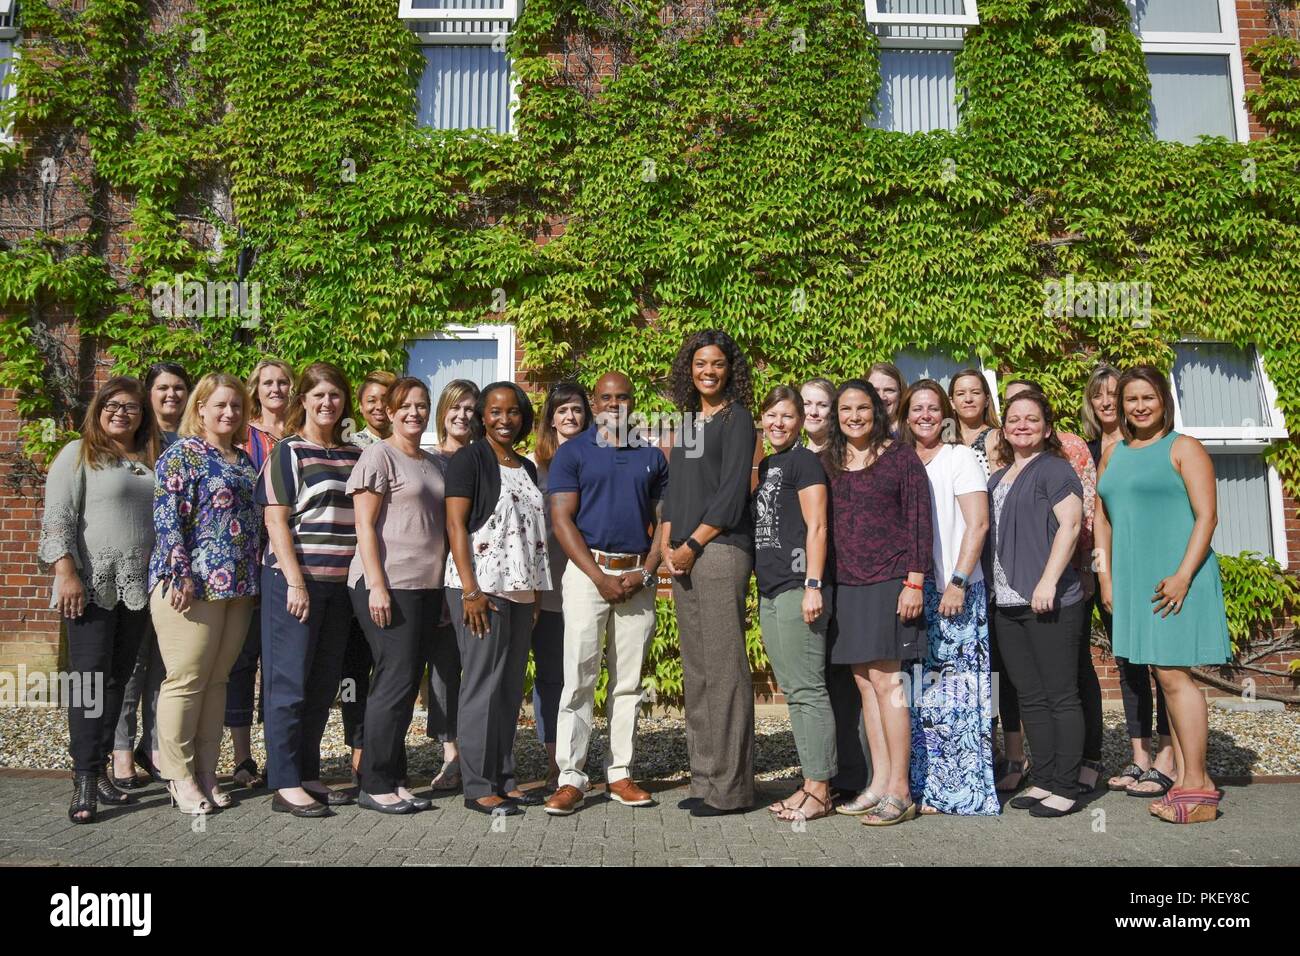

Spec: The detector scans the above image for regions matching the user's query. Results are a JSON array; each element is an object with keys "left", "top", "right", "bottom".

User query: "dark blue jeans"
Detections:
[
  {"left": 530, "top": 609, "right": 564, "bottom": 746},
  {"left": 261, "top": 568, "right": 351, "bottom": 790},
  {"left": 223, "top": 598, "right": 262, "bottom": 728}
]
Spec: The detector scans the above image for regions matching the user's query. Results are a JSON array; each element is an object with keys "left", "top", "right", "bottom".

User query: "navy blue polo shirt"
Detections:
[{"left": 547, "top": 425, "right": 669, "bottom": 555}]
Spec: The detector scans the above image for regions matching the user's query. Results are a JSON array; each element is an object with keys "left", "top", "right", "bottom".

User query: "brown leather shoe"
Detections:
[
  {"left": 607, "top": 778, "right": 654, "bottom": 807},
  {"left": 544, "top": 785, "right": 584, "bottom": 816}
]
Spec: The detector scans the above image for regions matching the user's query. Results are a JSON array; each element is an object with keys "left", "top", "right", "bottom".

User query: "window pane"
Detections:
[
  {"left": 418, "top": 45, "right": 512, "bottom": 133},
  {"left": 1173, "top": 343, "right": 1265, "bottom": 429},
  {"left": 1147, "top": 54, "right": 1235, "bottom": 143},
  {"left": 1133, "top": 0, "right": 1221, "bottom": 34},
  {"left": 410, "top": 0, "right": 508, "bottom": 11},
  {"left": 893, "top": 352, "right": 976, "bottom": 391},
  {"left": 873, "top": 50, "right": 958, "bottom": 133},
  {"left": 407, "top": 337, "right": 498, "bottom": 443},
  {"left": 1209, "top": 454, "right": 1273, "bottom": 558},
  {"left": 875, "top": 0, "right": 967, "bottom": 14},
  {"left": 0, "top": 39, "right": 12, "bottom": 102}
]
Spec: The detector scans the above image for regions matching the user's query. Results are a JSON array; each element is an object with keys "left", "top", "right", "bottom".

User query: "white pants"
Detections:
[{"left": 554, "top": 561, "right": 656, "bottom": 788}]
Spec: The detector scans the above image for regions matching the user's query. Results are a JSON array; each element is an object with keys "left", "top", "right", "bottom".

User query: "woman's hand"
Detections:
[
  {"left": 1152, "top": 572, "right": 1190, "bottom": 618},
  {"left": 670, "top": 545, "right": 696, "bottom": 576},
  {"left": 369, "top": 585, "right": 392, "bottom": 629},
  {"left": 53, "top": 572, "right": 86, "bottom": 620},
  {"left": 897, "top": 584, "right": 923, "bottom": 622},
  {"left": 285, "top": 581, "right": 310, "bottom": 623},
  {"left": 463, "top": 592, "right": 493, "bottom": 638},
  {"left": 1099, "top": 575, "right": 1113, "bottom": 615},
  {"left": 1030, "top": 580, "right": 1057, "bottom": 615},
  {"left": 801, "top": 587, "right": 824, "bottom": 625},
  {"left": 938, "top": 583, "right": 965, "bottom": 619},
  {"left": 170, "top": 577, "right": 195, "bottom": 614}
]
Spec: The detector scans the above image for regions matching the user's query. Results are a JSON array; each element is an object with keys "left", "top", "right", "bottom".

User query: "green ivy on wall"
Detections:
[{"left": 2, "top": 0, "right": 1299, "bottom": 700}]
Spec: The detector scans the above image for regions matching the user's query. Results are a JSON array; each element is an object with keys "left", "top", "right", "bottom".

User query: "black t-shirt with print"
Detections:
[{"left": 753, "top": 445, "right": 828, "bottom": 598}]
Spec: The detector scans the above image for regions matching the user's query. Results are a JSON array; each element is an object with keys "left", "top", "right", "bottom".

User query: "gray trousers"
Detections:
[
  {"left": 446, "top": 589, "right": 533, "bottom": 800},
  {"left": 424, "top": 622, "right": 461, "bottom": 743},
  {"left": 114, "top": 621, "right": 163, "bottom": 753},
  {"left": 674, "top": 541, "right": 755, "bottom": 810}
]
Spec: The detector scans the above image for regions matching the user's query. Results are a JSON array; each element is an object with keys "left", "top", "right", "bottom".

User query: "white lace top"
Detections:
[
  {"left": 38, "top": 439, "right": 156, "bottom": 611},
  {"left": 991, "top": 479, "right": 1029, "bottom": 607},
  {"left": 444, "top": 464, "right": 552, "bottom": 603}
]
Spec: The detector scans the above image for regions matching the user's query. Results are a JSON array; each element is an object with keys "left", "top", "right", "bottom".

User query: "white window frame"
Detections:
[
  {"left": 1130, "top": 0, "right": 1248, "bottom": 144},
  {"left": 0, "top": 9, "right": 17, "bottom": 146},
  {"left": 0, "top": 1, "right": 14, "bottom": 17},
  {"left": 864, "top": 0, "right": 979, "bottom": 29},
  {"left": 1169, "top": 340, "right": 1289, "bottom": 566},
  {"left": 408, "top": 322, "right": 516, "bottom": 446},
  {"left": 400, "top": 0, "right": 518, "bottom": 22}
]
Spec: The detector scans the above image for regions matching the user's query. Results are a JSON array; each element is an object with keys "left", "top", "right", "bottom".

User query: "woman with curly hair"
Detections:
[{"left": 660, "top": 329, "right": 758, "bottom": 816}]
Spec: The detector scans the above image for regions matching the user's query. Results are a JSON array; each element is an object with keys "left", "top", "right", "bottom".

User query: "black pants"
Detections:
[
  {"left": 424, "top": 620, "right": 460, "bottom": 743},
  {"left": 1099, "top": 606, "right": 1169, "bottom": 739},
  {"left": 990, "top": 611, "right": 1021, "bottom": 734},
  {"left": 827, "top": 662, "right": 871, "bottom": 791},
  {"left": 340, "top": 615, "right": 372, "bottom": 750},
  {"left": 224, "top": 598, "right": 263, "bottom": 728},
  {"left": 993, "top": 602, "right": 1087, "bottom": 799},
  {"left": 350, "top": 584, "right": 440, "bottom": 793},
  {"left": 66, "top": 602, "right": 149, "bottom": 775}
]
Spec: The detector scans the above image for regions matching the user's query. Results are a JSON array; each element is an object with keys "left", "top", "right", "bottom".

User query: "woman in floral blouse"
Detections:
[{"left": 150, "top": 373, "right": 262, "bottom": 815}]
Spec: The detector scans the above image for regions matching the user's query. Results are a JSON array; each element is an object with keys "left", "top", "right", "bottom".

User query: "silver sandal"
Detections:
[{"left": 834, "top": 789, "right": 882, "bottom": 816}]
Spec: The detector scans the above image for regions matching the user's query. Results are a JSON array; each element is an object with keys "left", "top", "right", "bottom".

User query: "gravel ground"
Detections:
[{"left": 2, "top": 705, "right": 1297, "bottom": 780}]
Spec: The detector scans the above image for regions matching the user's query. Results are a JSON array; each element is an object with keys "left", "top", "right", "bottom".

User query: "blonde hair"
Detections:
[
  {"left": 180, "top": 373, "right": 250, "bottom": 440},
  {"left": 435, "top": 379, "right": 480, "bottom": 446},
  {"left": 245, "top": 359, "right": 295, "bottom": 422},
  {"left": 1081, "top": 364, "right": 1121, "bottom": 442}
]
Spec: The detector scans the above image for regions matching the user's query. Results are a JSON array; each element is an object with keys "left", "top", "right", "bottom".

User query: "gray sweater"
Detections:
[{"left": 38, "top": 439, "right": 156, "bottom": 611}]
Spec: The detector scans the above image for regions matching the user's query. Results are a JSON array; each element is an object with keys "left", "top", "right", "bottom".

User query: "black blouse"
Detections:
[{"left": 664, "top": 403, "right": 755, "bottom": 550}]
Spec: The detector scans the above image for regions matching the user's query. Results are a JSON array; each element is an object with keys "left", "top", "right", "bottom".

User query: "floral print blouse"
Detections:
[
  {"left": 149, "top": 437, "right": 263, "bottom": 601},
  {"left": 444, "top": 464, "right": 552, "bottom": 602}
]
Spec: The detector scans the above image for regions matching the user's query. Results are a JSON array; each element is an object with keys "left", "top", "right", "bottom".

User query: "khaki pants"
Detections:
[
  {"left": 554, "top": 562, "right": 656, "bottom": 789},
  {"left": 151, "top": 586, "right": 255, "bottom": 780}
]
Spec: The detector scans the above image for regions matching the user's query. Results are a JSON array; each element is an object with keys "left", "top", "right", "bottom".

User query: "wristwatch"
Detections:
[
  {"left": 949, "top": 570, "right": 969, "bottom": 590},
  {"left": 641, "top": 568, "right": 657, "bottom": 590},
  {"left": 804, "top": 578, "right": 822, "bottom": 590},
  {"left": 685, "top": 537, "right": 704, "bottom": 557}
]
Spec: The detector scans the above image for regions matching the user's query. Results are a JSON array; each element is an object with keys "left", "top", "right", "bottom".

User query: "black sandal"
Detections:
[
  {"left": 232, "top": 757, "right": 265, "bottom": 789},
  {"left": 69, "top": 773, "right": 97, "bottom": 824},
  {"left": 1127, "top": 767, "right": 1174, "bottom": 797},
  {"left": 1108, "top": 762, "right": 1145, "bottom": 792},
  {"left": 95, "top": 772, "right": 133, "bottom": 806}
]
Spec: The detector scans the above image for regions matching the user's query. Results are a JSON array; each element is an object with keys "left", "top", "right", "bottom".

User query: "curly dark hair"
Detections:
[
  {"left": 824, "top": 378, "right": 892, "bottom": 476},
  {"left": 475, "top": 381, "right": 535, "bottom": 447},
  {"left": 669, "top": 329, "right": 752, "bottom": 413}
]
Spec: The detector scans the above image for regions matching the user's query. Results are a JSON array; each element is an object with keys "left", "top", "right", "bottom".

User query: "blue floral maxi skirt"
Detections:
[{"left": 908, "top": 579, "right": 999, "bottom": 815}]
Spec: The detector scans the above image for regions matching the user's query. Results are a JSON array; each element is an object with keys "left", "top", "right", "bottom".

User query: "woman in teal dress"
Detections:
[{"left": 1095, "top": 366, "right": 1230, "bottom": 825}]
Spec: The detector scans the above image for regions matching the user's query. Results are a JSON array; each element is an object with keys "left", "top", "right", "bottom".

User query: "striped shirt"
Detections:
[{"left": 257, "top": 436, "right": 362, "bottom": 582}]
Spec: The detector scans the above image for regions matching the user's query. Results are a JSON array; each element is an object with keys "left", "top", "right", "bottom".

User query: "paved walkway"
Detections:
[{"left": 1, "top": 773, "right": 1296, "bottom": 866}]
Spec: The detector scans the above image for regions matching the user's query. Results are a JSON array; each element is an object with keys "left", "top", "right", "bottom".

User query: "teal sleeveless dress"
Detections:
[{"left": 1096, "top": 431, "right": 1231, "bottom": 667}]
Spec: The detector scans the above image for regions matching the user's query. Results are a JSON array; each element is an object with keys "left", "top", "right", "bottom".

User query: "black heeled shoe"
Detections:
[
  {"left": 69, "top": 773, "right": 97, "bottom": 824},
  {"left": 133, "top": 746, "right": 162, "bottom": 782},
  {"left": 95, "top": 771, "right": 133, "bottom": 806}
]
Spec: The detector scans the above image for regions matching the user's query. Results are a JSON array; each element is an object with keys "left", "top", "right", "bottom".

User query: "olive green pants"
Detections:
[{"left": 759, "top": 588, "right": 837, "bottom": 782}]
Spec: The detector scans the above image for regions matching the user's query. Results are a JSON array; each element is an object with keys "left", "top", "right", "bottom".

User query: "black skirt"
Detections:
[{"left": 829, "top": 578, "right": 927, "bottom": 665}]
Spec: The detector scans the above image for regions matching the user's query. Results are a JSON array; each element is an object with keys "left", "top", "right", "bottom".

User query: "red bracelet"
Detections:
[{"left": 902, "top": 580, "right": 923, "bottom": 591}]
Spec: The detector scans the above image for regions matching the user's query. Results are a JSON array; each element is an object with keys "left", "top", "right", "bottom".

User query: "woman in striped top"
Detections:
[{"left": 259, "top": 362, "right": 363, "bottom": 817}]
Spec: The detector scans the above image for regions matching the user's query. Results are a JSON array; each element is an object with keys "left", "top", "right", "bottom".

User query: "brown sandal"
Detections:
[{"left": 776, "top": 788, "right": 834, "bottom": 823}]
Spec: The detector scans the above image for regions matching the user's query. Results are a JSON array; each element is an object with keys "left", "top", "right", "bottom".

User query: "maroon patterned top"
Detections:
[{"left": 829, "top": 441, "right": 934, "bottom": 586}]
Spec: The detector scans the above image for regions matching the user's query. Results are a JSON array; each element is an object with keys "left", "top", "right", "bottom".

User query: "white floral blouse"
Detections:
[{"left": 444, "top": 464, "right": 552, "bottom": 602}]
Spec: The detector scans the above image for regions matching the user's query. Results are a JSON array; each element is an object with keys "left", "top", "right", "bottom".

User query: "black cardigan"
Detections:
[{"left": 444, "top": 439, "right": 540, "bottom": 535}]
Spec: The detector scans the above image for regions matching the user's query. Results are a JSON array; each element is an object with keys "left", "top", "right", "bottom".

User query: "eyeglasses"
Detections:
[{"left": 102, "top": 402, "right": 142, "bottom": 416}]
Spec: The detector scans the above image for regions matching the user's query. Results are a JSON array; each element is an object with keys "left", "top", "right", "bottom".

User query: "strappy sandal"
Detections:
[
  {"left": 69, "top": 773, "right": 97, "bottom": 825},
  {"left": 995, "top": 759, "right": 1030, "bottom": 792},
  {"left": 1127, "top": 767, "right": 1174, "bottom": 798},
  {"left": 776, "top": 789, "right": 834, "bottom": 823},
  {"left": 95, "top": 771, "right": 133, "bottom": 806},
  {"left": 232, "top": 757, "right": 265, "bottom": 789},
  {"left": 1108, "top": 762, "right": 1145, "bottom": 792},
  {"left": 1151, "top": 788, "right": 1221, "bottom": 824},
  {"left": 1078, "top": 758, "right": 1106, "bottom": 793},
  {"left": 834, "top": 790, "right": 883, "bottom": 816},
  {"left": 861, "top": 794, "right": 918, "bottom": 827},
  {"left": 430, "top": 759, "right": 461, "bottom": 792}
]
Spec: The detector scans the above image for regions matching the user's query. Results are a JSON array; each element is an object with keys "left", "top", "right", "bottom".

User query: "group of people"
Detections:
[{"left": 38, "top": 329, "right": 1232, "bottom": 829}]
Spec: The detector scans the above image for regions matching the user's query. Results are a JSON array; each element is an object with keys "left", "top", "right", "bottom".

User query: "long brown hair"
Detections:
[
  {"left": 80, "top": 376, "right": 159, "bottom": 469},
  {"left": 947, "top": 368, "right": 999, "bottom": 429},
  {"left": 285, "top": 362, "right": 353, "bottom": 444},
  {"left": 824, "top": 379, "right": 892, "bottom": 476},
  {"left": 1116, "top": 365, "right": 1176, "bottom": 442},
  {"left": 1081, "top": 364, "right": 1121, "bottom": 441},
  {"left": 535, "top": 381, "right": 592, "bottom": 468},
  {"left": 898, "top": 378, "right": 956, "bottom": 448}
]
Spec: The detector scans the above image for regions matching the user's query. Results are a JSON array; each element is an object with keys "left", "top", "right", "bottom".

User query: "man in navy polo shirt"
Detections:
[{"left": 543, "top": 372, "right": 669, "bottom": 815}]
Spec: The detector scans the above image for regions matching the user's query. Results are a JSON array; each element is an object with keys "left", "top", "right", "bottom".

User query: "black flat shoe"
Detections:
[
  {"left": 689, "top": 802, "right": 750, "bottom": 817},
  {"left": 464, "top": 797, "right": 522, "bottom": 816},
  {"left": 95, "top": 772, "right": 133, "bottom": 806},
  {"left": 69, "top": 773, "right": 97, "bottom": 825},
  {"left": 1008, "top": 794, "right": 1044, "bottom": 810},
  {"left": 504, "top": 789, "right": 545, "bottom": 807},
  {"left": 404, "top": 794, "right": 434, "bottom": 812},
  {"left": 303, "top": 786, "right": 355, "bottom": 807},
  {"left": 676, "top": 797, "right": 704, "bottom": 811},
  {"left": 1030, "top": 799, "right": 1080, "bottom": 818},
  {"left": 358, "top": 791, "right": 415, "bottom": 815},
  {"left": 133, "top": 746, "right": 162, "bottom": 782},
  {"left": 271, "top": 793, "right": 333, "bottom": 818}
]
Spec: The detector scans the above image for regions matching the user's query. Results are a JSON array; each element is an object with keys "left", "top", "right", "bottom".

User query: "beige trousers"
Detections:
[{"left": 151, "top": 586, "right": 255, "bottom": 780}]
